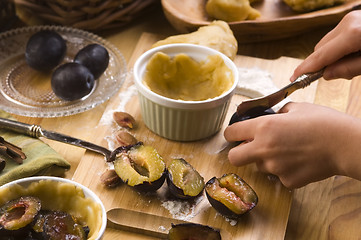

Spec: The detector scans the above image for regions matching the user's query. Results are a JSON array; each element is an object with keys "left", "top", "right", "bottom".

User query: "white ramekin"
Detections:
[{"left": 133, "top": 43, "right": 239, "bottom": 141}]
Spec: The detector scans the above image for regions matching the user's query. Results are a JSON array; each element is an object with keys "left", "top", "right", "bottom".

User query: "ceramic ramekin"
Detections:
[
  {"left": 133, "top": 43, "right": 239, "bottom": 141},
  {"left": 0, "top": 176, "right": 107, "bottom": 240}
]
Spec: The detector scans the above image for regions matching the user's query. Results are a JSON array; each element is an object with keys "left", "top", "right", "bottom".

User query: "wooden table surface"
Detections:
[{"left": 5, "top": 4, "right": 361, "bottom": 240}]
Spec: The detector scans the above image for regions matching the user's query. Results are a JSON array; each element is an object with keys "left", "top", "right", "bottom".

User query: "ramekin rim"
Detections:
[{"left": 133, "top": 43, "right": 239, "bottom": 109}]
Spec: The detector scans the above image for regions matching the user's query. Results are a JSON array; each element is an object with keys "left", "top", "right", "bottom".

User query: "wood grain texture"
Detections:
[
  {"left": 72, "top": 32, "right": 319, "bottom": 239},
  {"left": 161, "top": 0, "right": 361, "bottom": 42},
  {"left": 285, "top": 75, "right": 360, "bottom": 240},
  {"left": 6, "top": 5, "right": 361, "bottom": 239}
]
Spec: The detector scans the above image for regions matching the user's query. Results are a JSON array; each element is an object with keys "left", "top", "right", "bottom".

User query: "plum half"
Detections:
[
  {"left": 168, "top": 223, "right": 221, "bottom": 240},
  {"left": 0, "top": 198, "right": 89, "bottom": 240},
  {"left": 0, "top": 196, "right": 41, "bottom": 231},
  {"left": 166, "top": 158, "right": 205, "bottom": 199},
  {"left": 229, "top": 107, "right": 275, "bottom": 125},
  {"left": 205, "top": 173, "right": 258, "bottom": 219},
  {"left": 113, "top": 142, "right": 166, "bottom": 192},
  {"left": 31, "top": 210, "right": 88, "bottom": 240}
]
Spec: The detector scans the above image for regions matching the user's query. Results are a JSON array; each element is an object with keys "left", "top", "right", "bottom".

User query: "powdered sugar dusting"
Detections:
[{"left": 99, "top": 84, "right": 138, "bottom": 126}]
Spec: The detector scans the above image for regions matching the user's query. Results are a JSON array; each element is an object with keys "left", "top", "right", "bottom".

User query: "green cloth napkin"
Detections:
[{"left": 0, "top": 110, "right": 71, "bottom": 186}]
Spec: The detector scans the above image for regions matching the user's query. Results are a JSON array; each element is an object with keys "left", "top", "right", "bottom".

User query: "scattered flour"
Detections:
[
  {"left": 158, "top": 225, "right": 167, "bottom": 232},
  {"left": 236, "top": 67, "right": 277, "bottom": 98},
  {"left": 98, "top": 82, "right": 138, "bottom": 151},
  {"left": 236, "top": 67, "right": 291, "bottom": 112},
  {"left": 160, "top": 194, "right": 207, "bottom": 221},
  {"left": 225, "top": 216, "right": 238, "bottom": 226},
  {"left": 99, "top": 84, "right": 138, "bottom": 127}
]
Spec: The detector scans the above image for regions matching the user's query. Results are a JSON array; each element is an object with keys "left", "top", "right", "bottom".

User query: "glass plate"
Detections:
[{"left": 0, "top": 25, "right": 127, "bottom": 118}]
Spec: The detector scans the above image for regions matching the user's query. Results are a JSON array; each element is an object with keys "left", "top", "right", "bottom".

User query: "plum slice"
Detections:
[
  {"left": 0, "top": 196, "right": 41, "bottom": 231},
  {"left": 205, "top": 173, "right": 258, "bottom": 218},
  {"left": 168, "top": 223, "right": 221, "bottom": 240},
  {"left": 166, "top": 158, "right": 205, "bottom": 199},
  {"left": 113, "top": 142, "right": 166, "bottom": 192},
  {"left": 32, "top": 210, "right": 88, "bottom": 240}
]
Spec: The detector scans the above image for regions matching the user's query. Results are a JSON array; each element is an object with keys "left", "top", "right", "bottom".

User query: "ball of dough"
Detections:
[{"left": 152, "top": 21, "right": 238, "bottom": 60}]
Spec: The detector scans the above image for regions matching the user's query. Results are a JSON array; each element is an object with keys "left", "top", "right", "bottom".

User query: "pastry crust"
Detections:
[
  {"left": 152, "top": 21, "right": 238, "bottom": 60},
  {"left": 205, "top": 0, "right": 261, "bottom": 22},
  {"left": 283, "top": 0, "right": 346, "bottom": 12}
]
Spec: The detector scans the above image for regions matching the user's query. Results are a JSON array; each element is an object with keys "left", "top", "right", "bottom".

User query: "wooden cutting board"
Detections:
[{"left": 73, "top": 32, "right": 318, "bottom": 239}]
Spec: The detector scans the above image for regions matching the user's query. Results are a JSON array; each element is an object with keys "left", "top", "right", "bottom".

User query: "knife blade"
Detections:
[
  {"left": 0, "top": 117, "right": 113, "bottom": 161},
  {"left": 107, "top": 207, "right": 231, "bottom": 239},
  {"left": 236, "top": 69, "right": 324, "bottom": 116}
]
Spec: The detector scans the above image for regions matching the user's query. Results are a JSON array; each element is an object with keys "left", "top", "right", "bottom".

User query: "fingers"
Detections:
[
  {"left": 290, "top": 11, "right": 361, "bottom": 82},
  {"left": 224, "top": 118, "right": 258, "bottom": 142},
  {"left": 290, "top": 36, "right": 356, "bottom": 81},
  {"left": 277, "top": 102, "right": 296, "bottom": 113},
  {"left": 227, "top": 141, "right": 260, "bottom": 166},
  {"left": 323, "top": 52, "right": 361, "bottom": 80}
]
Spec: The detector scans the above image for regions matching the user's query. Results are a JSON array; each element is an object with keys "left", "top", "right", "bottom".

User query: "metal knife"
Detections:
[
  {"left": 0, "top": 117, "right": 113, "bottom": 161},
  {"left": 236, "top": 69, "right": 324, "bottom": 116}
]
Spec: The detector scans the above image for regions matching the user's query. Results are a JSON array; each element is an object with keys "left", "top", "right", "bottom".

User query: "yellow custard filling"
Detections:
[
  {"left": 143, "top": 52, "right": 234, "bottom": 101},
  {"left": 0, "top": 180, "right": 102, "bottom": 240}
]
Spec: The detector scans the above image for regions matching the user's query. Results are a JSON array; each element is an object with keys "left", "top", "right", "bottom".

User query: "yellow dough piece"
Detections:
[
  {"left": 143, "top": 52, "right": 234, "bottom": 101},
  {"left": 283, "top": 0, "right": 346, "bottom": 12},
  {"left": 152, "top": 21, "right": 238, "bottom": 60},
  {"left": 205, "top": 0, "right": 261, "bottom": 22}
]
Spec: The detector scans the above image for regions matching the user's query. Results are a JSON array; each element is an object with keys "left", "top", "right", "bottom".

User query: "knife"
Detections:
[
  {"left": 107, "top": 207, "right": 231, "bottom": 239},
  {"left": 0, "top": 117, "right": 114, "bottom": 162},
  {"left": 236, "top": 69, "right": 324, "bottom": 116}
]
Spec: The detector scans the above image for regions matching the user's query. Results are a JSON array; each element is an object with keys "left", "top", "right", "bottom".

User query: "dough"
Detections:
[
  {"left": 143, "top": 52, "right": 234, "bottom": 101},
  {"left": 205, "top": 0, "right": 261, "bottom": 22},
  {"left": 283, "top": 0, "right": 346, "bottom": 12},
  {"left": 152, "top": 21, "right": 238, "bottom": 60}
]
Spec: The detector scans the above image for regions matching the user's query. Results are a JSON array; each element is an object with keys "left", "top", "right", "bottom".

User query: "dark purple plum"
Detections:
[
  {"left": 166, "top": 158, "right": 205, "bottom": 199},
  {"left": 113, "top": 142, "right": 166, "bottom": 192},
  {"left": 51, "top": 62, "right": 95, "bottom": 101},
  {"left": 205, "top": 173, "right": 258, "bottom": 219},
  {"left": 0, "top": 196, "right": 41, "bottom": 231},
  {"left": 229, "top": 107, "right": 275, "bottom": 125},
  {"left": 25, "top": 30, "right": 66, "bottom": 72},
  {"left": 74, "top": 44, "right": 109, "bottom": 79},
  {"left": 168, "top": 223, "right": 221, "bottom": 240},
  {"left": 31, "top": 210, "right": 88, "bottom": 240}
]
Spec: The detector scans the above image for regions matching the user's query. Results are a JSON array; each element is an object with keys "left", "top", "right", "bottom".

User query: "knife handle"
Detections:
[
  {"left": 278, "top": 68, "right": 324, "bottom": 100},
  {"left": 0, "top": 118, "right": 43, "bottom": 138},
  {"left": 294, "top": 69, "right": 324, "bottom": 89}
]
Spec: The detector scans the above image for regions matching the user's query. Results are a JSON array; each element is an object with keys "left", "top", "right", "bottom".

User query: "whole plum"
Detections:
[
  {"left": 74, "top": 44, "right": 109, "bottom": 79},
  {"left": 25, "top": 30, "right": 66, "bottom": 72},
  {"left": 51, "top": 62, "right": 95, "bottom": 101}
]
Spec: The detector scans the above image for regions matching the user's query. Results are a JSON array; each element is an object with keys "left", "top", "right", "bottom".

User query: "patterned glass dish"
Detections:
[{"left": 0, "top": 25, "right": 127, "bottom": 117}]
